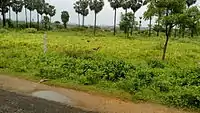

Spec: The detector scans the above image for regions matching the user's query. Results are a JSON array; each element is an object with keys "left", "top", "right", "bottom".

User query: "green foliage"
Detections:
[
  {"left": 0, "top": 28, "right": 9, "bottom": 33},
  {"left": 23, "top": 28, "right": 37, "bottom": 33},
  {"left": 61, "top": 11, "right": 70, "bottom": 28},
  {"left": 1, "top": 31, "right": 200, "bottom": 109}
]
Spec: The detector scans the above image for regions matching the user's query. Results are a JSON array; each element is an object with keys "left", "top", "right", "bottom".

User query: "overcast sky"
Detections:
[{"left": 6, "top": 0, "right": 200, "bottom": 27}]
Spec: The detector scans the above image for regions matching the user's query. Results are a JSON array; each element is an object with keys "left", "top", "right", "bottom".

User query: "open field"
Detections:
[{"left": 1, "top": 30, "right": 200, "bottom": 110}]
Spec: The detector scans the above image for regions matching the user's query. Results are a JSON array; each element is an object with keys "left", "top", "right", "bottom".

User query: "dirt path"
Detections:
[{"left": 0, "top": 75, "right": 195, "bottom": 113}]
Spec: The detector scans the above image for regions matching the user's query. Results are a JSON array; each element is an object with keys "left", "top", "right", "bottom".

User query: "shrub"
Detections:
[
  {"left": 0, "top": 28, "right": 9, "bottom": 33},
  {"left": 24, "top": 28, "right": 37, "bottom": 33}
]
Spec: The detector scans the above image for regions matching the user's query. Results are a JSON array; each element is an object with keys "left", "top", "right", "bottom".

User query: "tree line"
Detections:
[{"left": 1, "top": 0, "right": 200, "bottom": 60}]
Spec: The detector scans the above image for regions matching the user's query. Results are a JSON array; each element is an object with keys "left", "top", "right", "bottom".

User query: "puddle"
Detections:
[{"left": 32, "top": 90, "right": 73, "bottom": 105}]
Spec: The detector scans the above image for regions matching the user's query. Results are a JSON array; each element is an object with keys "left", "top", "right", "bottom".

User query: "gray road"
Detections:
[{"left": 0, "top": 89, "right": 97, "bottom": 113}]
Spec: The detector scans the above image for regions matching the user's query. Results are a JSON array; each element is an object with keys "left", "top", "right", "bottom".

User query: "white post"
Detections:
[{"left": 44, "top": 32, "right": 47, "bottom": 54}]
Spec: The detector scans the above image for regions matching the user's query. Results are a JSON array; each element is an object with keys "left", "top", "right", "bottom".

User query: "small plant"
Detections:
[
  {"left": 0, "top": 28, "right": 9, "bottom": 33},
  {"left": 24, "top": 28, "right": 37, "bottom": 33}
]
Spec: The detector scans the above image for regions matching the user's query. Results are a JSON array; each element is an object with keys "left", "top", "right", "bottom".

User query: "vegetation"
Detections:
[{"left": 0, "top": 0, "right": 200, "bottom": 111}]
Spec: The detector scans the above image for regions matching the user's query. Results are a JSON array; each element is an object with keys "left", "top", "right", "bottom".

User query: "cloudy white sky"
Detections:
[{"left": 6, "top": 0, "right": 200, "bottom": 27}]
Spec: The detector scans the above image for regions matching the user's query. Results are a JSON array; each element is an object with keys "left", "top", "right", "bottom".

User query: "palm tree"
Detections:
[
  {"left": 35, "top": 0, "right": 45, "bottom": 30},
  {"left": 12, "top": 0, "right": 23, "bottom": 28},
  {"left": 0, "top": 0, "right": 10, "bottom": 27},
  {"left": 24, "top": 0, "right": 29, "bottom": 28},
  {"left": 79, "top": 0, "right": 89, "bottom": 26},
  {"left": 89, "top": 0, "right": 104, "bottom": 35},
  {"left": 186, "top": 0, "right": 197, "bottom": 8},
  {"left": 49, "top": 5, "right": 56, "bottom": 24},
  {"left": 61, "top": 11, "right": 70, "bottom": 28},
  {"left": 130, "top": 0, "right": 143, "bottom": 35},
  {"left": 26, "top": 0, "right": 35, "bottom": 28},
  {"left": 108, "top": 0, "right": 122, "bottom": 35},
  {"left": 74, "top": 1, "right": 81, "bottom": 26},
  {"left": 121, "top": 0, "right": 131, "bottom": 13}
]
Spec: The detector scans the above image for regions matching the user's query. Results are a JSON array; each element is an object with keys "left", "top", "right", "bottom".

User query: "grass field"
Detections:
[{"left": 1, "top": 29, "right": 200, "bottom": 109}]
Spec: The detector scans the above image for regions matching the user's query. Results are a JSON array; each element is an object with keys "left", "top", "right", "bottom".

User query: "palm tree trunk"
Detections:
[
  {"left": 2, "top": 12, "right": 6, "bottom": 27},
  {"left": 25, "top": 8, "right": 28, "bottom": 28},
  {"left": 78, "top": 13, "right": 80, "bottom": 27},
  {"left": 16, "top": 12, "right": 18, "bottom": 28},
  {"left": 94, "top": 12, "right": 97, "bottom": 36},
  {"left": 30, "top": 10, "right": 32, "bottom": 28},
  {"left": 82, "top": 15, "right": 85, "bottom": 27},
  {"left": 114, "top": 8, "right": 117, "bottom": 36},
  {"left": 37, "top": 13, "right": 40, "bottom": 30},
  {"left": 131, "top": 12, "right": 135, "bottom": 35},
  {"left": 149, "top": 16, "right": 152, "bottom": 37},
  {"left": 9, "top": 6, "right": 11, "bottom": 20}
]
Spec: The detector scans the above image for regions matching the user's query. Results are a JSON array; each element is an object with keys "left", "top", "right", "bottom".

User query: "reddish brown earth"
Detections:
[{"left": 0, "top": 75, "right": 196, "bottom": 113}]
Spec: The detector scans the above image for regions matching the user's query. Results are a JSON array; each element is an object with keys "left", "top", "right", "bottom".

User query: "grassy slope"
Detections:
[{"left": 1, "top": 30, "right": 200, "bottom": 110}]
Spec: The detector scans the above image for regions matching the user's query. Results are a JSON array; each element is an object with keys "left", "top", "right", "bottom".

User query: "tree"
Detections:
[
  {"left": 35, "top": 0, "right": 45, "bottom": 30},
  {"left": 119, "top": 12, "right": 134, "bottom": 37},
  {"left": 0, "top": 0, "right": 10, "bottom": 27},
  {"left": 89, "top": 0, "right": 104, "bottom": 35},
  {"left": 74, "top": 1, "right": 81, "bottom": 26},
  {"left": 26, "top": 0, "right": 35, "bottom": 28},
  {"left": 130, "top": 0, "right": 143, "bottom": 35},
  {"left": 154, "top": 0, "right": 186, "bottom": 60},
  {"left": 12, "top": 0, "right": 23, "bottom": 28},
  {"left": 42, "top": 15, "right": 50, "bottom": 30},
  {"left": 79, "top": 0, "right": 89, "bottom": 26},
  {"left": 185, "top": 6, "right": 200, "bottom": 37},
  {"left": 144, "top": 0, "right": 156, "bottom": 37},
  {"left": 108, "top": 0, "right": 122, "bottom": 35},
  {"left": 61, "top": 11, "right": 69, "bottom": 28},
  {"left": 49, "top": 5, "right": 56, "bottom": 23},
  {"left": 121, "top": 0, "right": 131, "bottom": 13}
]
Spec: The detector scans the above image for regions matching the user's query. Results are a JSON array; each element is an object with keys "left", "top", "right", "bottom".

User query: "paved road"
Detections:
[{"left": 0, "top": 89, "right": 97, "bottom": 113}]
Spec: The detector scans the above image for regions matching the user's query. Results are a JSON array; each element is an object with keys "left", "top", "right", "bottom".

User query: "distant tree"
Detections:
[
  {"left": 49, "top": 5, "right": 56, "bottom": 23},
  {"left": 89, "top": 0, "right": 104, "bottom": 35},
  {"left": 12, "top": 0, "right": 23, "bottom": 28},
  {"left": 121, "top": 0, "right": 131, "bottom": 13},
  {"left": 0, "top": 0, "right": 10, "bottom": 27},
  {"left": 42, "top": 15, "right": 50, "bottom": 30},
  {"left": 130, "top": 0, "right": 143, "bottom": 35},
  {"left": 79, "top": 0, "right": 89, "bottom": 26},
  {"left": 35, "top": 0, "right": 45, "bottom": 30},
  {"left": 144, "top": 0, "right": 156, "bottom": 37},
  {"left": 74, "top": 1, "right": 81, "bottom": 26},
  {"left": 108, "top": 0, "right": 122, "bottom": 35},
  {"left": 61, "top": 11, "right": 70, "bottom": 28},
  {"left": 119, "top": 12, "right": 134, "bottom": 37},
  {"left": 54, "top": 21, "right": 61, "bottom": 28},
  {"left": 26, "top": 0, "right": 35, "bottom": 28}
]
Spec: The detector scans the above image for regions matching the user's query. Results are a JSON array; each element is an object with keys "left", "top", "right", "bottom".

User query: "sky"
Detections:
[{"left": 5, "top": 0, "right": 200, "bottom": 27}]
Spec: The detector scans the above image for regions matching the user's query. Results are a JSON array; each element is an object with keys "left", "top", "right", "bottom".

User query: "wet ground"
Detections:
[
  {"left": 0, "top": 75, "right": 196, "bottom": 113},
  {"left": 0, "top": 89, "right": 96, "bottom": 113}
]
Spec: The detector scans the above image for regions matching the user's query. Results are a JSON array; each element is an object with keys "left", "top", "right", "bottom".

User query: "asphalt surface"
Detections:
[{"left": 0, "top": 89, "right": 97, "bottom": 113}]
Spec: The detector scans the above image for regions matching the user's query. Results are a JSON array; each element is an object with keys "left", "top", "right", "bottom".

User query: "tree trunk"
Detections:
[
  {"left": 162, "top": 27, "right": 170, "bottom": 60},
  {"left": 2, "top": 12, "right": 6, "bottom": 27},
  {"left": 9, "top": 6, "right": 11, "bottom": 20},
  {"left": 64, "top": 23, "right": 66, "bottom": 28},
  {"left": 125, "top": 9, "right": 128, "bottom": 38},
  {"left": 25, "top": 8, "right": 28, "bottom": 28},
  {"left": 131, "top": 12, "right": 135, "bottom": 35},
  {"left": 82, "top": 15, "right": 85, "bottom": 27},
  {"left": 30, "top": 10, "right": 32, "bottom": 28},
  {"left": 16, "top": 12, "right": 18, "bottom": 28},
  {"left": 149, "top": 16, "right": 152, "bottom": 37},
  {"left": 94, "top": 12, "right": 97, "bottom": 36},
  {"left": 78, "top": 13, "right": 80, "bottom": 27},
  {"left": 37, "top": 13, "right": 40, "bottom": 30},
  {"left": 114, "top": 8, "right": 117, "bottom": 36}
]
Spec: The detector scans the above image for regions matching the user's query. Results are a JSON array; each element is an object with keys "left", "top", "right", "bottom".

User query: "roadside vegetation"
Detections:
[{"left": 0, "top": 0, "right": 200, "bottom": 110}]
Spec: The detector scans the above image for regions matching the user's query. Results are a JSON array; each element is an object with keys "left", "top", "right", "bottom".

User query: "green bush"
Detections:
[
  {"left": 24, "top": 28, "right": 37, "bottom": 33},
  {"left": 0, "top": 28, "right": 9, "bottom": 33}
]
